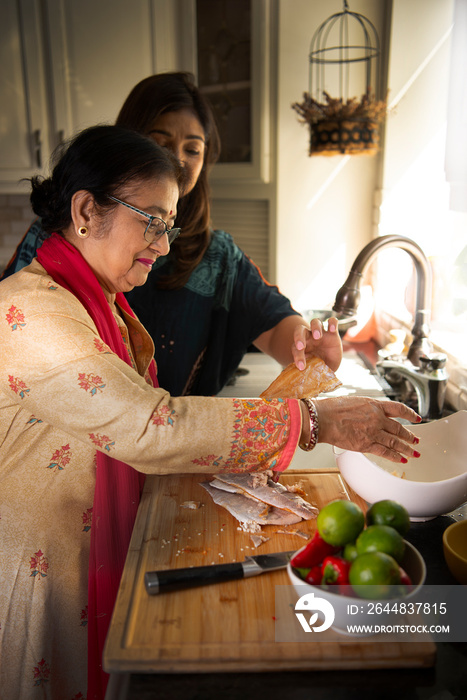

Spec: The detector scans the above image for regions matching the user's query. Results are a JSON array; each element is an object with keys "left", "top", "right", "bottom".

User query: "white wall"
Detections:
[
  {"left": 375, "top": 0, "right": 458, "bottom": 325},
  {"left": 274, "top": 0, "right": 389, "bottom": 313}
]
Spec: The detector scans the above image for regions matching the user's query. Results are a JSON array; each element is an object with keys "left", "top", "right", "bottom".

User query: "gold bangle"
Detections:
[{"left": 299, "top": 398, "right": 319, "bottom": 451}]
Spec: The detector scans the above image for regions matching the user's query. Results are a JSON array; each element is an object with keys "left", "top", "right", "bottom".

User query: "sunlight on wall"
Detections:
[
  {"left": 379, "top": 126, "right": 450, "bottom": 252},
  {"left": 293, "top": 243, "right": 347, "bottom": 313},
  {"left": 305, "top": 157, "right": 350, "bottom": 211},
  {"left": 377, "top": 124, "right": 467, "bottom": 336}
]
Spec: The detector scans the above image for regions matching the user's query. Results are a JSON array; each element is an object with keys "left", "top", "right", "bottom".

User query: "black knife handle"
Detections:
[{"left": 145, "top": 562, "right": 245, "bottom": 594}]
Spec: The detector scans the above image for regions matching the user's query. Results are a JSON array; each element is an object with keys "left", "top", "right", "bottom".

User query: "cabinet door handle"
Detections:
[{"left": 33, "top": 129, "right": 42, "bottom": 169}]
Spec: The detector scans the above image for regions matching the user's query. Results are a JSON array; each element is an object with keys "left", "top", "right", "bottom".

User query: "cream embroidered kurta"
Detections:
[{"left": 0, "top": 260, "right": 301, "bottom": 700}]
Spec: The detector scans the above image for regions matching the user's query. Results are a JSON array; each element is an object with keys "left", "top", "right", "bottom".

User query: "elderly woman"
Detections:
[
  {"left": 2, "top": 72, "right": 342, "bottom": 396},
  {"left": 0, "top": 125, "right": 420, "bottom": 700}
]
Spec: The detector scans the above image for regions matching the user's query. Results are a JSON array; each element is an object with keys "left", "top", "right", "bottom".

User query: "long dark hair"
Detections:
[
  {"left": 116, "top": 72, "right": 221, "bottom": 289},
  {"left": 30, "top": 125, "right": 184, "bottom": 234}
]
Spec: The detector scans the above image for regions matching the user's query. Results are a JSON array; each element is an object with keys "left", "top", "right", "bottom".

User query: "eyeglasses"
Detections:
[{"left": 107, "top": 195, "right": 181, "bottom": 245}]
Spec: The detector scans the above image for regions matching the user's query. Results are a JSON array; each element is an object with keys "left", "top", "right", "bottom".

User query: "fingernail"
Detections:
[
  {"left": 417, "top": 416, "right": 423, "bottom": 423},
  {"left": 298, "top": 361, "right": 305, "bottom": 371},
  {"left": 413, "top": 436, "right": 420, "bottom": 444},
  {"left": 400, "top": 457, "right": 408, "bottom": 464},
  {"left": 329, "top": 323, "right": 336, "bottom": 332},
  {"left": 296, "top": 341, "right": 305, "bottom": 350},
  {"left": 413, "top": 450, "right": 421, "bottom": 458},
  {"left": 313, "top": 330, "right": 321, "bottom": 339}
]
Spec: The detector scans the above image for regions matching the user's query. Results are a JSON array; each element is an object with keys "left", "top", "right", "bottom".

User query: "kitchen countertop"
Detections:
[
  {"left": 105, "top": 486, "right": 466, "bottom": 700},
  {"left": 217, "top": 345, "right": 388, "bottom": 401},
  {"left": 104, "top": 346, "right": 467, "bottom": 700}
]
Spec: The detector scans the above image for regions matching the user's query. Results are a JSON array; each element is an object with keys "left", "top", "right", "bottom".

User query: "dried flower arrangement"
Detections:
[{"left": 292, "top": 90, "right": 388, "bottom": 156}]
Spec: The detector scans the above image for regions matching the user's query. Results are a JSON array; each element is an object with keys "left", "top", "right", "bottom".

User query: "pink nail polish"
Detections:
[
  {"left": 296, "top": 341, "right": 304, "bottom": 350},
  {"left": 413, "top": 450, "right": 421, "bottom": 458},
  {"left": 313, "top": 330, "right": 320, "bottom": 339},
  {"left": 400, "top": 457, "right": 408, "bottom": 464},
  {"left": 298, "top": 361, "right": 305, "bottom": 371}
]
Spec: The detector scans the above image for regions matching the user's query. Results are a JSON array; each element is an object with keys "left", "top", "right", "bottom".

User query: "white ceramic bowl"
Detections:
[
  {"left": 334, "top": 411, "right": 467, "bottom": 521},
  {"left": 288, "top": 540, "right": 426, "bottom": 635}
]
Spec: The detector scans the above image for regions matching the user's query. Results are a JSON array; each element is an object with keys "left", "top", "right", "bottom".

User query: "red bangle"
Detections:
[{"left": 299, "top": 398, "right": 319, "bottom": 451}]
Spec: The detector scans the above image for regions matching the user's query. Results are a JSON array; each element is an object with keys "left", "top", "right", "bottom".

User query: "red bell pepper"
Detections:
[
  {"left": 290, "top": 531, "right": 340, "bottom": 569},
  {"left": 399, "top": 566, "right": 413, "bottom": 587},
  {"left": 321, "top": 555, "right": 351, "bottom": 585},
  {"left": 305, "top": 565, "right": 323, "bottom": 585}
]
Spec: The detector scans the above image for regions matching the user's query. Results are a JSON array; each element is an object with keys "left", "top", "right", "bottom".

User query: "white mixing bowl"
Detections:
[{"left": 334, "top": 411, "right": 467, "bottom": 521}]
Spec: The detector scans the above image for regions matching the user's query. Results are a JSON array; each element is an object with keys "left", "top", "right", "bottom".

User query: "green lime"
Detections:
[
  {"left": 356, "top": 524, "right": 405, "bottom": 563},
  {"left": 293, "top": 567, "right": 311, "bottom": 581},
  {"left": 366, "top": 500, "right": 410, "bottom": 536},
  {"left": 317, "top": 499, "right": 365, "bottom": 547},
  {"left": 349, "top": 551, "right": 401, "bottom": 599},
  {"left": 343, "top": 542, "right": 358, "bottom": 562}
]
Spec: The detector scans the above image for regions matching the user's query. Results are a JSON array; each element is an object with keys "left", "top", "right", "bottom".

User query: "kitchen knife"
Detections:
[{"left": 145, "top": 550, "right": 296, "bottom": 594}]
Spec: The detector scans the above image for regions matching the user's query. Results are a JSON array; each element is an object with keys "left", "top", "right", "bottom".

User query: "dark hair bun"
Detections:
[
  {"left": 30, "top": 176, "right": 64, "bottom": 232},
  {"left": 27, "top": 125, "right": 183, "bottom": 235}
]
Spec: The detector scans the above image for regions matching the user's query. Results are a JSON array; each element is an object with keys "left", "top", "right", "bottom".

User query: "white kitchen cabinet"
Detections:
[
  {"left": 0, "top": 0, "right": 50, "bottom": 192},
  {"left": 1, "top": 0, "right": 273, "bottom": 194},
  {"left": 44, "top": 0, "right": 155, "bottom": 143},
  {"left": 180, "top": 0, "right": 274, "bottom": 185},
  {"left": 0, "top": 0, "right": 182, "bottom": 194}
]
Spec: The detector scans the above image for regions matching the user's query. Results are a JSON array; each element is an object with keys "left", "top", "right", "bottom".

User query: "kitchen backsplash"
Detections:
[{"left": 0, "top": 194, "right": 34, "bottom": 273}]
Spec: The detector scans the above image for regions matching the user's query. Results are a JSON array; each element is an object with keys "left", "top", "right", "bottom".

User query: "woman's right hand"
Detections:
[{"left": 313, "top": 396, "right": 421, "bottom": 464}]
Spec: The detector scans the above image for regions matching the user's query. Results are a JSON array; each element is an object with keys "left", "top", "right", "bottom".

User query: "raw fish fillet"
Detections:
[
  {"left": 260, "top": 356, "right": 341, "bottom": 399},
  {"left": 200, "top": 481, "right": 302, "bottom": 532},
  {"left": 213, "top": 472, "right": 318, "bottom": 520}
]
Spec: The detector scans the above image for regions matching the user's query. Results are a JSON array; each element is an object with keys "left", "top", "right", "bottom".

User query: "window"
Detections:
[{"left": 375, "top": 0, "right": 467, "bottom": 368}]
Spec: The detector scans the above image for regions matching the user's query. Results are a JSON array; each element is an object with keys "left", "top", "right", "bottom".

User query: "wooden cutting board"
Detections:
[{"left": 104, "top": 470, "right": 436, "bottom": 673}]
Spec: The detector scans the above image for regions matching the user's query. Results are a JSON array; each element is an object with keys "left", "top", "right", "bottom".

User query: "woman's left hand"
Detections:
[
  {"left": 314, "top": 395, "right": 422, "bottom": 464},
  {"left": 292, "top": 316, "right": 342, "bottom": 372}
]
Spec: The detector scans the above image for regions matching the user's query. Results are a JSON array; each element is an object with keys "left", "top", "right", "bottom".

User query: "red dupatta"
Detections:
[{"left": 37, "top": 233, "right": 158, "bottom": 699}]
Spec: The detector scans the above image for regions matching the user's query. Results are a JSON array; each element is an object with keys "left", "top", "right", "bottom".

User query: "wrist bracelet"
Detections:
[{"left": 299, "top": 398, "right": 319, "bottom": 452}]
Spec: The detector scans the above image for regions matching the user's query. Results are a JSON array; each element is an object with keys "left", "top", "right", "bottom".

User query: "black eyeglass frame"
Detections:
[{"left": 107, "top": 195, "right": 181, "bottom": 244}]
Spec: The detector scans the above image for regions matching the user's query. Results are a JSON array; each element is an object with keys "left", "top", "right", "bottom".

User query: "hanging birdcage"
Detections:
[{"left": 292, "top": 0, "right": 387, "bottom": 156}]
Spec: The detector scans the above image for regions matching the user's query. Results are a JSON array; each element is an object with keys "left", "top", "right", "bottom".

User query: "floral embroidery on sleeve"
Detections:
[
  {"left": 30, "top": 550, "right": 49, "bottom": 578},
  {"left": 192, "top": 455, "right": 222, "bottom": 468},
  {"left": 89, "top": 433, "right": 115, "bottom": 452},
  {"left": 82, "top": 508, "right": 92, "bottom": 532},
  {"left": 33, "top": 658, "right": 50, "bottom": 686},
  {"left": 27, "top": 415, "right": 43, "bottom": 425},
  {"left": 47, "top": 281, "right": 58, "bottom": 291},
  {"left": 5, "top": 304, "right": 26, "bottom": 330},
  {"left": 8, "top": 375, "right": 30, "bottom": 398},
  {"left": 93, "top": 337, "right": 111, "bottom": 353},
  {"left": 221, "top": 398, "right": 291, "bottom": 472},
  {"left": 150, "top": 405, "right": 176, "bottom": 426},
  {"left": 77, "top": 372, "right": 106, "bottom": 396},
  {"left": 46, "top": 444, "right": 71, "bottom": 471}
]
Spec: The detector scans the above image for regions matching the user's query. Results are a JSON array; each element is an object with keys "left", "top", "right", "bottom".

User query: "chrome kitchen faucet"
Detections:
[{"left": 332, "top": 234, "right": 448, "bottom": 419}]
